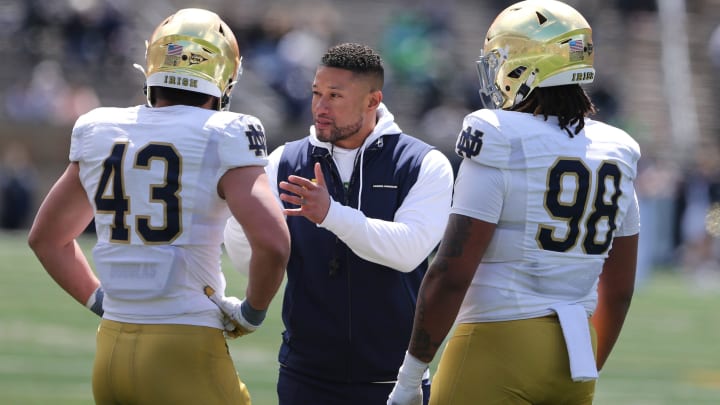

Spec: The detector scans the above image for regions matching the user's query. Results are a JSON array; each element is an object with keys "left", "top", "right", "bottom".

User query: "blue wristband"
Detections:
[
  {"left": 87, "top": 287, "right": 104, "bottom": 317},
  {"left": 240, "top": 300, "right": 267, "bottom": 326}
]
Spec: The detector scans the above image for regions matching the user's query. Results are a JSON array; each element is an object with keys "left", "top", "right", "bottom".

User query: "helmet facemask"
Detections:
[{"left": 477, "top": 48, "right": 508, "bottom": 110}]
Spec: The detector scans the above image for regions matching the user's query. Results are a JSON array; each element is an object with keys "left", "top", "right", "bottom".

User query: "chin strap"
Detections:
[
  {"left": 132, "top": 62, "right": 151, "bottom": 106},
  {"left": 220, "top": 58, "right": 243, "bottom": 111},
  {"left": 133, "top": 39, "right": 151, "bottom": 106}
]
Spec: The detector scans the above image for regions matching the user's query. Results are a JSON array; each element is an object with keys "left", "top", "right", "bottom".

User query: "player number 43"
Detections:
[{"left": 93, "top": 142, "right": 182, "bottom": 244}]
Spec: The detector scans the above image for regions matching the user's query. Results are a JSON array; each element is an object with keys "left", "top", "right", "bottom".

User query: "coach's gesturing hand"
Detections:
[{"left": 279, "top": 162, "right": 331, "bottom": 224}]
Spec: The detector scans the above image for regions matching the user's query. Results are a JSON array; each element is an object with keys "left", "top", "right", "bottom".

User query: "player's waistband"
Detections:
[{"left": 99, "top": 318, "right": 221, "bottom": 334}]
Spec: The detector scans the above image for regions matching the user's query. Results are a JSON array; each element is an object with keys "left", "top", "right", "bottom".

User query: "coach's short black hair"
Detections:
[{"left": 321, "top": 43, "right": 384, "bottom": 90}]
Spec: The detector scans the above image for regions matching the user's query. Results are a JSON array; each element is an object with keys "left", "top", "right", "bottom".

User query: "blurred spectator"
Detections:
[
  {"left": 710, "top": 23, "right": 720, "bottom": 67},
  {"left": 61, "top": 0, "right": 129, "bottom": 73},
  {"left": 17, "top": 0, "right": 64, "bottom": 63},
  {"left": 272, "top": 2, "right": 340, "bottom": 122},
  {"left": 381, "top": 10, "right": 435, "bottom": 86},
  {"left": 589, "top": 83, "right": 621, "bottom": 124},
  {"left": 5, "top": 59, "right": 99, "bottom": 125},
  {"left": 18, "top": 0, "right": 130, "bottom": 69},
  {"left": 635, "top": 152, "right": 681, "bottom": 286},
  {"left": 5, "top": 59, "right": 68, "bottom": 123},
  {"left": 614, "top": 0, "right": 657, "bottom": 13},
  {"left": 418, "top": 95, "right": 468, "bottom": 174},
  {"left": 0, "top": 0, "right": 24, "bottom": 54},
  {"left": 57, "top": 78, "right": 101, "bottom": 125},
  {"left": 227, "top": 2, "right": 341, "bottom": 126},
  {"left": 673, "top": 142, "right": 720, "bottom": 288},
  {"left": 379, "top": 2, "right": 458, "bottom": 118},
  {"left": 0, "top": 142, "right": 37, "bottom": 230},
  {"left": 709, "top": 23, "right": 720, "bottom": 144}
]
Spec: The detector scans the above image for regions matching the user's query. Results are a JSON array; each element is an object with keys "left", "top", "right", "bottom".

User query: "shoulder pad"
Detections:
[{"left": 455, "top": 110, "right": 511, "bottom": 169}]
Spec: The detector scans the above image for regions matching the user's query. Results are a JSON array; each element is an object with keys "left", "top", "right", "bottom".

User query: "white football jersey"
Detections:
[
  {"left": 70, "top": 104, "right": 268, "bottom": 326},
  {"left": 452, "top": 109, "right": 641, "bottom": 323}
]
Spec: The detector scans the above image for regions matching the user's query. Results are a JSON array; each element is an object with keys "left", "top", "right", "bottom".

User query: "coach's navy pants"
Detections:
[{"left": 277, "top": 366, "right": 431, "bottom": 405}]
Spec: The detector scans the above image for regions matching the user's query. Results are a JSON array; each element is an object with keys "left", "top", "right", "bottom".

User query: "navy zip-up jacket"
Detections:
[{"left": 277, "top": 133, "right": 433, "bottom": 383}]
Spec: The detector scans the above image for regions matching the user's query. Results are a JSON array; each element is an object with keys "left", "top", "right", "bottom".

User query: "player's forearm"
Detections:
[
  {"left": 591, "top": 293, "right": 632, "bottom": 370},
  {"left": 29, "top": 238, "right": 100, "bottom": 306},
  {"left": 223, "top": 218, "right": 252, "bottom": 275},
  {"left": 408, "top": 215, "right": 492, "bottom": 363},
  {"left": 408, "top": 262, "right": 469, "bottom": 363},
  {"left": 27, "top": 162, "right": 99, "bottom": 306},
  {"left": 408, "top": 295, "right": 462, "bottom": 363},
  {"left": 592, "top": 234, "right": 637, "bottom": 370},
  {"left": 244, "top": 240, "right": 289, "bottom": 310}
]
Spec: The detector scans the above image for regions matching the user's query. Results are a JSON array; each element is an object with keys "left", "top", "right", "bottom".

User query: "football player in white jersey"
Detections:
[
  {"left": 388, "top": 1, "right": 640, "bottom": 404},
  {"left": 27, "top": 8, "right": 290, "bottom": 405}
]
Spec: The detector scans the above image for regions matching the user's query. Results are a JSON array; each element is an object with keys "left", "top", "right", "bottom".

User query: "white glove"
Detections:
[
  {"left": 204, "top": 286, "right": 262, "bottom": 339},
  {"left": 387, "top": 351, "right": 428, "bottom": 405}
]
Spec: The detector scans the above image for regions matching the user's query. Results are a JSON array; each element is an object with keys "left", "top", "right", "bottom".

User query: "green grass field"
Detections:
[{"left": 1, "top": 231, "right": 719, "bottom": 404}]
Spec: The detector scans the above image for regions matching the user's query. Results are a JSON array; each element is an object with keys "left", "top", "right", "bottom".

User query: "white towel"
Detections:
[{"left": 550, "top": 304, "right": 599, "bottom": 382}]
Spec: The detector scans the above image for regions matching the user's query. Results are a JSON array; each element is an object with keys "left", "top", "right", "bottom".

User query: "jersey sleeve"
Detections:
[
  {"left": 615, "top": 188, "right": 640, "bottom": 237},
  {"left": 455, "top": 110, "right": 511, "bottom": 170},
  {"left": 217, "top": 115, "right": 269, "bottom": 172},
  {"left": 450, "top": 158, "right": 505, "bottom": 224},
  {"left": 69, "top": 109, "right": 99, "bottom": 162}
]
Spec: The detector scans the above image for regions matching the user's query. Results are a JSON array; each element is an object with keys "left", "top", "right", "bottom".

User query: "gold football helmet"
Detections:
[
  {"left": 477, "top": 0, "right": 595, "bottom": 109},
  {"left": 140, "top": 8, "right": 241, "bottom": 110}
]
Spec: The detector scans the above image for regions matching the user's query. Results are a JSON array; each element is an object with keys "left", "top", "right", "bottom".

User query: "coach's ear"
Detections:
[{"left": 367, "top": 89, "right": 382, "bottom": 110}]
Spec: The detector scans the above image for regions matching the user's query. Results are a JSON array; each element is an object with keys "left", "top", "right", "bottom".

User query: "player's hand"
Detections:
[
  {"left": 386, "top": 382, "right": 422, "bottom": 405},
  {"left": 204, "top": 286, "right": 259, "bottom": 339},
  {"left": 387, "top": 351, "right": 427, "bottom": 405}
]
